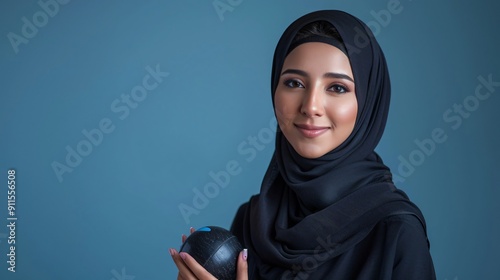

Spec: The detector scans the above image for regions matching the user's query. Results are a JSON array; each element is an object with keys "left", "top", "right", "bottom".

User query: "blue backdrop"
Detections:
[{"left": 1, "top": 0, "right": 499, "bottom": 279}]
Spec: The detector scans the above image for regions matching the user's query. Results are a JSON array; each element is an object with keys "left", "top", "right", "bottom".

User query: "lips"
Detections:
[{"left": 295, "top": 123, "right": 330, "bottom": 138}]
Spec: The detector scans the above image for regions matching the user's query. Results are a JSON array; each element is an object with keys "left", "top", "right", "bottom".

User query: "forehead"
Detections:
[{"left": 282, "top": 42, "right": 352, "bottom": 75}]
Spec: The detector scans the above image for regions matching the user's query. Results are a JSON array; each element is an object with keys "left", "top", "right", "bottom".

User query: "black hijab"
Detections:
[{"left": 233, "top": 10, "right": 428, "bottom": 279}]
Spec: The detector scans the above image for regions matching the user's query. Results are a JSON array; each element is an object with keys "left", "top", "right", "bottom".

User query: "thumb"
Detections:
[{"left": 236, "top": 249, "right": 248, "bottom": 280}]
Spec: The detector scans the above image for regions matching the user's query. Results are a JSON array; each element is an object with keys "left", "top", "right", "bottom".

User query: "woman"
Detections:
[{"left": 171, "top": 10, "right": 436, "bottom": 279}]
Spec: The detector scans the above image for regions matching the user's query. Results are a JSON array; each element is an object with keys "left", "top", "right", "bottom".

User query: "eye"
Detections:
[
  {"left": 283, "top": 79, "right": 304, "bottom": 88},
  {"left": 328, "top": 84, "right": 349, "bottom": 94}
]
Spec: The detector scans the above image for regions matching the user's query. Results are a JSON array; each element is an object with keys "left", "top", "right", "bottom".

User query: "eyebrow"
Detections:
[{"left": 281, "top": 69, "right": 354, "bottom": 83}]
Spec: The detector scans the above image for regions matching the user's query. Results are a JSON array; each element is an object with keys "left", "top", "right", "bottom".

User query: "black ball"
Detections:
[{"left": 180, "top": 226, "right": 243, "bottom": 280}]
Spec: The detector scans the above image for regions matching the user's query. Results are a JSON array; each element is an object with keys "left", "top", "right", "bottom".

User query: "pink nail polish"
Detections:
[
  {"left": 180, "top": 252, "right": 187, "bottom": 260},
  {"left": 169, "top": 248, "right": 175, "bottom": 256},
  {"left": 242, "top": 248, "right": 248, "bottom": 261}
]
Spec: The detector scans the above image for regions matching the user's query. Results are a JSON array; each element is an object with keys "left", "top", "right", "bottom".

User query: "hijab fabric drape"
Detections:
[{"left": 235, "top": 10, "right": 428, "bottom": 279}]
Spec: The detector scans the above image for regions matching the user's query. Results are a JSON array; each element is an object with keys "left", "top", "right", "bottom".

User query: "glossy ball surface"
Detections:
[{"left": 180, "top": 226, "right": 243, "bottom": 280}]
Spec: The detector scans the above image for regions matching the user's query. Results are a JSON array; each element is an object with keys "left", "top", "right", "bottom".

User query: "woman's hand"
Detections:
[{"left": 170, "top": 227, "right": 248, "bottom": 280}]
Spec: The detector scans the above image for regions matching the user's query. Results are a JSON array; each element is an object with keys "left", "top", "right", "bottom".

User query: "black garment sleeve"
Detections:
[{"left": 386, "top": 214, "right": 436, "bottom": 280}]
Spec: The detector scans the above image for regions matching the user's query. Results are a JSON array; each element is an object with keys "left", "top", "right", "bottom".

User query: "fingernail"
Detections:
[
  {"left": 179, "top": 252, "right": 187, "bottom": 260},
  {"left": 190, "top": 227, "right": 195, "bottom": 233},
  {"left": 169, "top": 248, "right": 175, "bottom": 256},
  {"left": 242, "top": 248, "right": 248, "bottom": 261}
]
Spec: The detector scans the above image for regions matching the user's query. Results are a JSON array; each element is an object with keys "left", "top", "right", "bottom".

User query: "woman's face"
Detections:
[{"left": 274, "top": 42, "right": 357, "bottom": 159}]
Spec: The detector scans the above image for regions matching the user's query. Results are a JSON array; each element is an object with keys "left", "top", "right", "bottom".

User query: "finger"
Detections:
[
  {"left": 179, "top": 252, "right": 217, "bottom": 280},
  {"left": 236, "top": 249, "right": 249, "bottom": 280},
  {"left": 183, "top": 227, "right": 196, "bottom": 243},
  {"left": 170, "top": 248, "right": 196, "bottom": 280}
]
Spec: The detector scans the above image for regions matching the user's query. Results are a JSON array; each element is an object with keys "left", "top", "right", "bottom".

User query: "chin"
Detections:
[{"left": 294, "top": 146, "right": 329, "bottom": 159}]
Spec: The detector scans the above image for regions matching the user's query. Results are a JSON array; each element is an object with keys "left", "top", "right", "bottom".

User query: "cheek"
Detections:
[
  {"left": 274, "top": 106, "right": 290, "bottom": 130},
  {"left": 274, "top": 92, "right": 295, "bottom": 124},
  {"left": 326, "top": 97, "right": 358, "bottom": 125}
]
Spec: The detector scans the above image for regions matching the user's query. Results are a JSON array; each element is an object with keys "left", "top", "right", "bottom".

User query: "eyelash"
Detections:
[
  {"left": 329, "top": 84, "right": 349, "bottom": 93},
  {"left": 283, "top": 79, "right": 350, "bottom": 94},
  {"left": 284, "top": 79, "right": 304, "bottom": 88}
]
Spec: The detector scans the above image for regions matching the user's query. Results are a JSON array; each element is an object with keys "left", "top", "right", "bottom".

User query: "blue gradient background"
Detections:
[{"left": 0, "top": 0, "right": 499, "bottom": 279}]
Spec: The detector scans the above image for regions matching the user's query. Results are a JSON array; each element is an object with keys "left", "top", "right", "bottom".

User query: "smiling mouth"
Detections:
[{"left": 294, "top": 124, "right": 330, "bottom": 138}]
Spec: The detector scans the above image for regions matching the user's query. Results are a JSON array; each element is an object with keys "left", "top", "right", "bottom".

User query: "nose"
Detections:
[{"left": 300, "top": 86, "right": 324, "bottom": 117}]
